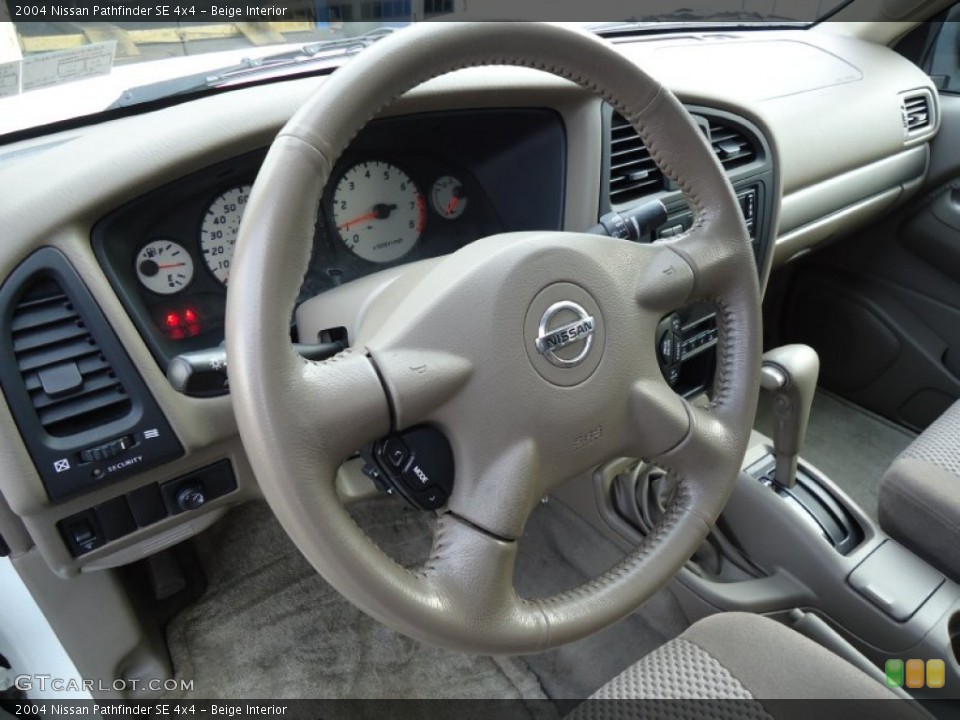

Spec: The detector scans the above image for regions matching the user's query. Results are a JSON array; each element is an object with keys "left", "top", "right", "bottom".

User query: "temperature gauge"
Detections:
[
  {"left": 136, "top": 239, "right": 194, "bottom": 295},
  {"left": 431, "top": 176, "right": 467, "bottom": 220}
]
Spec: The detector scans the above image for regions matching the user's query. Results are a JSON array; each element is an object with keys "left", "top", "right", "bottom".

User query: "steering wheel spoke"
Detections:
[
  {"left": 285, "top": 349, "right": 393, "bottom": 465},
  {"left": 443, "top": 435, "right": 545, "bottom": 541},
  {"left": 629, "top": 240, "right": 697, "bottom": 315},
  {"left": 368, "top": 348, "right": 473, "bottom": 430},
  {"left": 648, "top": 401, "right": 742, "bottom": 520},
  {"left": 626, "top": 374, "right": 692, "bottom": 460},
  {"left": 664, "top": 219, "right": 756, "bottom": 303},
  {"left": 420, "top": 514, "right": 538, "bottom": 646}
]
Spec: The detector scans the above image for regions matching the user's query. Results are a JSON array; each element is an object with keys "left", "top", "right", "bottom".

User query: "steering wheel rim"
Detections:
[{"left": 226, "top": 22, "right": 761, "bottom": 654}]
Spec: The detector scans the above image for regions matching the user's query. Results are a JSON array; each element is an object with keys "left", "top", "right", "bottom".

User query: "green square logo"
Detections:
[{"left": 886, "top": 659, "right": 905, "bottom": 688}]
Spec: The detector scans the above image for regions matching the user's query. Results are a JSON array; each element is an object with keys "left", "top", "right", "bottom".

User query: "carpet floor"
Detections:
[
  {"left": 165, "top": 495, "right": 687, "bottom": 701},
  {"left": 754, "top": 390, "right": 916, "bottom": 518}
]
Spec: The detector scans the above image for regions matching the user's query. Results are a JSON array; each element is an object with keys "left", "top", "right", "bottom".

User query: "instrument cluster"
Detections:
[{"left": 93, "top": 109, "right": 566, "bottom": 371}]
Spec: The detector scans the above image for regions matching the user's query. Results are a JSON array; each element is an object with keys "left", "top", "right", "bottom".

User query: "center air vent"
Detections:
[
  {"left": 609, "top": 112, "right": 664, "bottom": 205},
  {"left": 608, "top": 112, "right": 760, "bottom": 206},
  {"left": 709, "top": 120, "right": 757, "bottom": 171},
  {"left": 12, "top": 277, "right": 130, "bottom": 437},
  {"left": 901, "top": 91, "right": 933, "bottom": 135}
]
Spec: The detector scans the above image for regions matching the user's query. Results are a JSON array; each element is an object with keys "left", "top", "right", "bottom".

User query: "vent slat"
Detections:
[
  {"left": 37, "top": 388, "right": 129, "bottom": 429},
  {"left": 610, "top": 158, "right": 657, "bottom": 174},
  {"left": 611, "top": 144, "right": 658, "bottom": 159},
  {"left": 30, "top": 371, "right": 125, "bottom": 410},
  {"left": 612, "top": 179, "right": 661, "bottom": 194},
  {"left": 11, "top": 298, "right": 76, "bottom": 333},
  {"left": 23, "top": 355, "right": 112, "bottom": 391},
  {"left": 611, "top": 134, "right": 642, "bottom": 146},
  {"left": 11, "top": 278, "right": 131, "bottom": 437},
  {"left": 12, "top": 320, "right": 88, "bottom": 354},
  {"left": 15, "top": 339, "right": 100, "bottom": 373}
]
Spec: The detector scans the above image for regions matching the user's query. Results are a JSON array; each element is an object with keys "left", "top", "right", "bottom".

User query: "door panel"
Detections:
[{"left": 777, "top": 91, "right": 960, "bottom": 431}]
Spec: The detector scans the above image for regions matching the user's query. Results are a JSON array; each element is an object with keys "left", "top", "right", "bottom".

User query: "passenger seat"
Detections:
[{"left": 878, "top": 401, "right": 960, "bottom": 582}]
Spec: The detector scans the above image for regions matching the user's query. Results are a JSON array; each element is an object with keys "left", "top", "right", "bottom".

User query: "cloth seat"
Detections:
[
  {"left": 572, "top": 612, "right": 924, "bottom": 720},
  {"left": 879, "top": 400, "right": 960, "bottom": 582}
]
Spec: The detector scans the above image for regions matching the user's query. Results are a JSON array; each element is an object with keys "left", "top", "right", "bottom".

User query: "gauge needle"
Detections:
[
  {"left": 156, "top": 263, "right": 187, "bottom": 269},
  {"left": 446, "top": 197, "right": 459, "bottom": 215},
  {"left": 339, "top": 203, "right": 398, "bottom": 230},
  {"left": 338, "top": 211, "right": 377, "bottom": 230}
]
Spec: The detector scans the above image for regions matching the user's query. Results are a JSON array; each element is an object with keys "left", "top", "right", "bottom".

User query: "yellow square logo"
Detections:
[{"left": 926, "top": 659, "right": 945, "bottom": 689}]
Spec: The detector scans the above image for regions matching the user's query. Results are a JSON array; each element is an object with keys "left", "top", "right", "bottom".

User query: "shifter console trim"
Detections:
[{"left": 746, "top": 453, "right": 864, "bottom": 555}]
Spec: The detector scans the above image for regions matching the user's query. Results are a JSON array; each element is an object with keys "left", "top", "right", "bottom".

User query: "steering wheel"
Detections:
[{"left": 226, "top": 22, "right": 761, "bottom": 654}]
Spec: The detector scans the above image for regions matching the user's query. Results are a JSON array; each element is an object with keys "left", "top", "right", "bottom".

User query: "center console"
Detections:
[
  {"left": 704, "top": 443, "right": 960, "bottom": 702},
  {"left": 576, "top": 343, "right": 960, "bottom": 703}
]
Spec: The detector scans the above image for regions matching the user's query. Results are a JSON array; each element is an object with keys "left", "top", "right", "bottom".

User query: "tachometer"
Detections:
[
  {"left": 332, "top": 161, "right": 425, "bottom": 263},
  {"left": 200, "top": 185, "right": 250, "bottom": 286},
  {"left": 135, "top": 239, "right": 194, "bottom": 295}
]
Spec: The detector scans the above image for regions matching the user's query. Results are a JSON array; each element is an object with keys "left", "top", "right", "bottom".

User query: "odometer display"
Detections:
[
  {"left": 332, "top": 161, "right": 425, "bottom": 263},
  {"left": 200, "top": 185, "right": 250, "bottom": 286}
]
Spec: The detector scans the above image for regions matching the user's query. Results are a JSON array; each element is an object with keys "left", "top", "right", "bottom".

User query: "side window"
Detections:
[
  {"left": 928, "top": 16, "right": 960, "bottom": 92},
  {"left": 898, "top": 14, "right": 960, "bottom": 94}
]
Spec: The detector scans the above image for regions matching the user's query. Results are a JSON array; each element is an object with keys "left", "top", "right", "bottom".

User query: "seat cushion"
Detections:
[
  {"left": 879, "top": 401, "right": 960, "bottom": 582},
  {"left": 573, "top": 612, "right": 924, "bottom": 720}
]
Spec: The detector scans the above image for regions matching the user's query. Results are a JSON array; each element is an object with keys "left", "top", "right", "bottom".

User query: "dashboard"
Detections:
[
  {"left": 93, "top": 110, "right": 566, "bottom": 370},
  {"left": 0, "top": 27, "right": 941, "bottom": 580}
]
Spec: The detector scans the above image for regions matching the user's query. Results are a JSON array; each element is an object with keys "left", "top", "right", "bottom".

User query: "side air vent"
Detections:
[
  {"left": 12, "top": 277, "right": 130, "bottom": 437},
  {"left": 901, "top": 91, "right": 933, "bottom": 136},
  {"left": 709, "top": 120, "right": 757, "bottom": 171},
  {"left": 609, "top": 112, "right": 665, "bottom": 205},
  {"left": 0, "top": 248, "right": 183, "bottom": 502}
]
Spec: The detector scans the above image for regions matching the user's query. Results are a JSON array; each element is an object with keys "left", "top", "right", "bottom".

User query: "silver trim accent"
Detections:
[{"left": 535, "top": 301, "right": 596, "bottom": 368}]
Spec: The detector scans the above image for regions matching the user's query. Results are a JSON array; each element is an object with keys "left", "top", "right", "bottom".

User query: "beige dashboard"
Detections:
[{"left": 0, "top": 26, "right": 939, "bottom": 576}]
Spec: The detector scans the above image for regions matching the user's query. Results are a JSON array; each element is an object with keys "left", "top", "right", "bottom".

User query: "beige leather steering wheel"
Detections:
[{"left": 226, "top": 22, "right": 761, "bottom": 654}]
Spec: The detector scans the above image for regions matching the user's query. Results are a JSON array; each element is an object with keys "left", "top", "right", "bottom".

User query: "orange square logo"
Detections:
[{"left": 905, "top": 659, "right": 925, "bottom": 689}]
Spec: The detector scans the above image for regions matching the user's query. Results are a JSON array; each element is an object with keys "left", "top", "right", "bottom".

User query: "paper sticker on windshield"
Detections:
[
  {"left": 0, "top": 22, "right": 20, "bottom": 98},
  {"left": 22, "top": 41, "right": 116, "bottom": 93}
]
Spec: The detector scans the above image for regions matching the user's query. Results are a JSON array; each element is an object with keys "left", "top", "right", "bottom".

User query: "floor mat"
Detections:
[
  {"left": 515, "top": 499, "right": 689, "bottom": 699},
  {"left": 165, "top": 499, "right": 547, "bottom": 701},
  {"left": 754, "top": 390, "right": 915, "bottom": 518},
  {"left": 165, "top": 495, "right": 688, "bottom": 701}
]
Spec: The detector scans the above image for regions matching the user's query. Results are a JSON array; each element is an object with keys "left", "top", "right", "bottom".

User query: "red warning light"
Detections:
[{"left": 162, "top": 307, "right": 202, "bottom": 339}]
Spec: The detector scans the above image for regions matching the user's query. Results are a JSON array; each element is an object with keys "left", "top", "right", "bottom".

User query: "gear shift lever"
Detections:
[{"left": 760, "top": 345, "right": 820, "bottom": 488}]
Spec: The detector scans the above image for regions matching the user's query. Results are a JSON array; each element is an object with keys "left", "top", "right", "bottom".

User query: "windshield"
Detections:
[{"left": 0, "top": 1, "right": 851, "bottom": 138}]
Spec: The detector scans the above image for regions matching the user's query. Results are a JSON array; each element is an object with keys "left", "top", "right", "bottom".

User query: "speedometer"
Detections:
[
  {"left": 332, "top": 161, "right": 425, "bottom": 263},
  {"left": 200, "top": 185, "right": 250, "bottom": 286}
]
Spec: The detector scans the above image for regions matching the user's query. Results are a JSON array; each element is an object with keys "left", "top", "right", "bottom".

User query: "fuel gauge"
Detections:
[
  {"left": 136, "top": 239, "right": 194, "bottom": 295},
  {"left": 431, "top": 176, "right": 467, "bottom": 220}
]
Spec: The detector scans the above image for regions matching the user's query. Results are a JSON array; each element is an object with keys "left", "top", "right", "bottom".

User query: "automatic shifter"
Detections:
[{"left": 760, "top": 345, "right": 820, "bottom": 488}]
